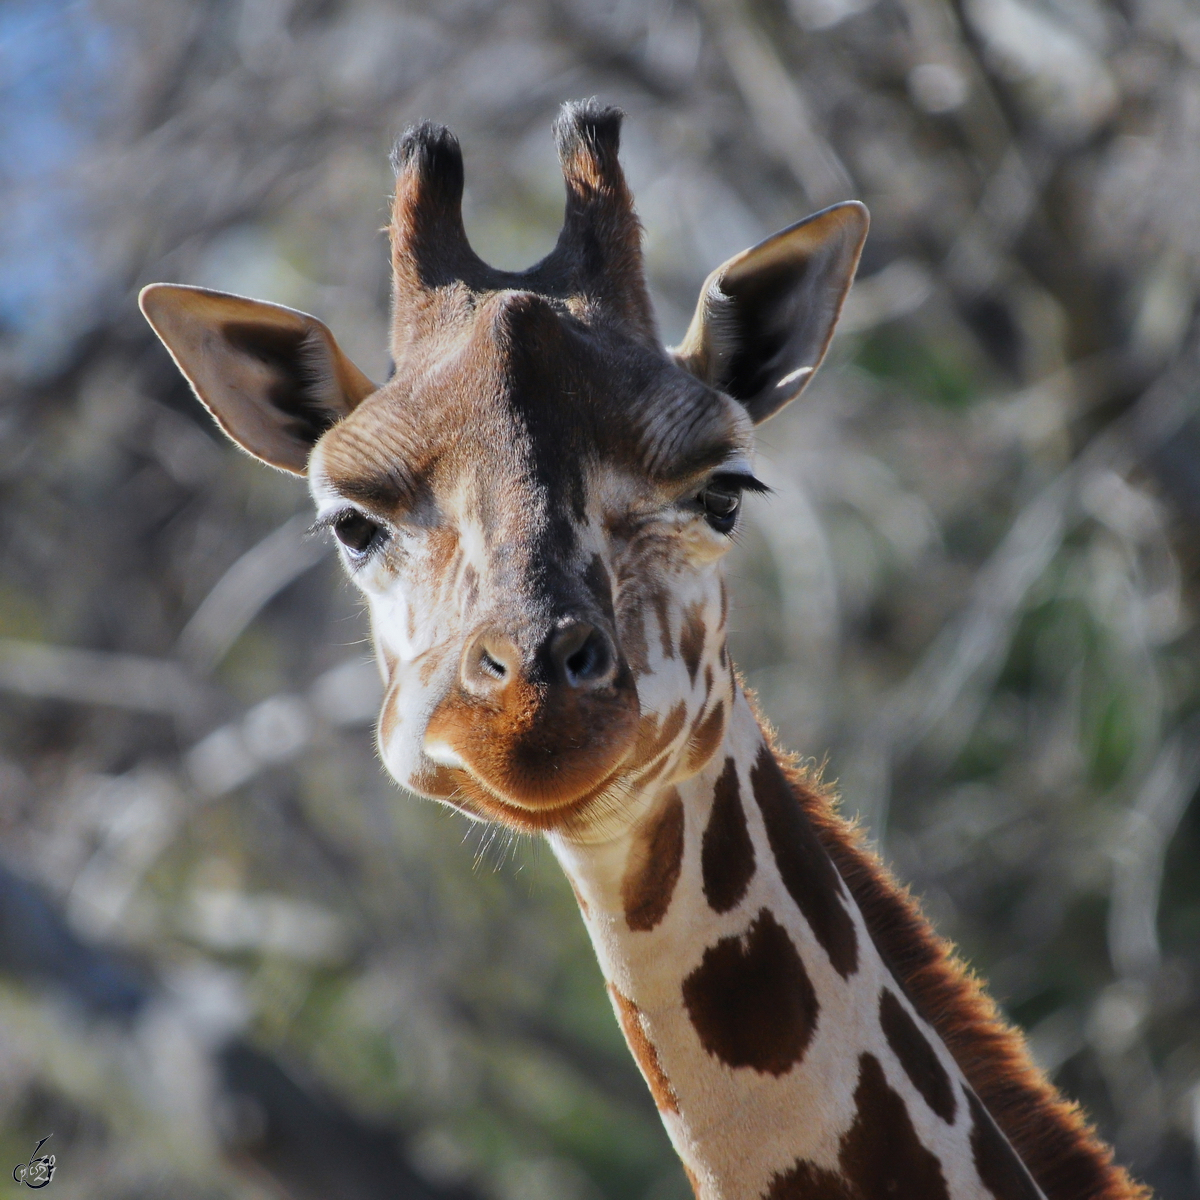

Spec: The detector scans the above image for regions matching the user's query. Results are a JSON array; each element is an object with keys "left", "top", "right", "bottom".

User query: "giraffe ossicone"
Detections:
[{"left": 141, "top": 100, "right": 1148, "bottom": 1200}]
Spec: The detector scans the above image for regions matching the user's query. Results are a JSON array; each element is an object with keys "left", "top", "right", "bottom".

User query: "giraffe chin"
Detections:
[{"left": 414, "top": 759, "right": 631, "bottom": 834}]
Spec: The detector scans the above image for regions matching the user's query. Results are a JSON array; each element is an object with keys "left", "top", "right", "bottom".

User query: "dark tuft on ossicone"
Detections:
[
  {"left": 553, "top": 99, "right": 624, "bottom": 170},
  {"left": 389, "top": 121, "right": 464, "bottom": 198},
  {"left": 388, "top": 101, "right": 657, "bottom": 346},
  {"left": 388, "top": 120, "right": 471, "bottom": 294}
]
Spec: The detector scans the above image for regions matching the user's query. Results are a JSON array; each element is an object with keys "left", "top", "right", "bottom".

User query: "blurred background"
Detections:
[{"left": 2, "top": 0, "right": 1200, "bottom": 1197}]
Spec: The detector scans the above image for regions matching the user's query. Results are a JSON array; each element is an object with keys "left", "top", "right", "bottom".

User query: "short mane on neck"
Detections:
[{"left": 764, "top": 724, "right": 1143, "bottom": 1200}]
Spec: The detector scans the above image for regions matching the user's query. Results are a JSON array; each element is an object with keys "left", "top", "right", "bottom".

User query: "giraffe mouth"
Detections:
[{"left": 415, "top": 675, "right": 641, "bottom": 830}]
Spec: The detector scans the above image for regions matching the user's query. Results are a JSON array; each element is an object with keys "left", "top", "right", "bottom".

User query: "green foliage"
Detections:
[{"left": 853, "top": 324, "right": 980, "bottom": 409}]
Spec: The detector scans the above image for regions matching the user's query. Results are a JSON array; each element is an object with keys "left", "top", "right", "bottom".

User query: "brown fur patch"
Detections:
[
  {"left": 751, "top": 745, "right": 858, "bottom": 979},
  {"left": 685, "top": 700, "right": 726, "bottom": 774},
  {"left": 570, "top": 879, "right": 590, "bottom": 917},
  {"left": 609, "top": 984, "right": 679, "bottom": 1113},
  {"left": 634, "top": 753, "right": 672, "bottom": 788},
  {"left": 968, "top": 1088, "right": 1044, "bottom": 1200},
  {"left": 621, "top": 597, "right": 651, "bottom": 678},
  {"left": 683, "top": 1161, "right": 701, "bottom": 1198},
  {"left": 682, "top": 908, "right": 818, "bottom": 1075},
  {"left": 652, "top": 589, "right": 674, "bottom": 659},
  {"left": 680, "top": 601, "right": 706, "bottom": 684},
  {"left": 623, "top": 790, "right": 685, "bottom": 932},
  {"left": 627, "top": 712, "right": 662, "bottom": 771},
  {"left": 584, "top": 553, "right": 616, "bottom": 620},
  {"left": 627, "top": 701, "right": 689, "bottom": 774},
  {"left": 838, "top": 1052, "right": 950, "bottom": 1200},
  {"left": 658, "top": 700, "right": 689, "bottom": 749},
  {"left": 701, "top": 757, "right": 755, "bottom": 913},
  {"left": 460, "top": 563, "right": 479, "bottom": 615},
  {"left": 880, "top": 988, "right": 956, "bottom": 1124},
  {"left": 426, "top": 526, "right": 460, "bottom": 584},
  {"left": 764, "top": 1160, "right": 854, "bottom": 1200},
  {"left": 627, "top": 711, "right": 662, "bottom": 770},
  {"left": 751, "top": 711, "right": 1150, "bottom": 1200},
  {"left": 418, "top": 643, "right": 450, "bottom": 686}
]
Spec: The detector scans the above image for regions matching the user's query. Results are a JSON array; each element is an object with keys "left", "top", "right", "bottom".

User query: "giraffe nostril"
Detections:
[
  {"left": 551, "top": 623, "right": 614, "bottom": 688},
  {"left": 566, "top": 630, "right": 608, "bottom": 682},
  {"left": 462, "top": 628, "right": 521, "bottom": 693}
]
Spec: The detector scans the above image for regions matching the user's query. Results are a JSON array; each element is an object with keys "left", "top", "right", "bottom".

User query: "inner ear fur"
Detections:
[
  {"left": 674, "top": 201, "right": 869, "bottom": 424},
  {"left": 139, "top": 284, "right": 377, "bottom": 474}
]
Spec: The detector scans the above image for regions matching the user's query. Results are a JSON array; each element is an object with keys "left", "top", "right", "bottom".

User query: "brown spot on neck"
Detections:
[
  {"left": 765, "top": 1054, "right": 951, "bottom": 1200},
  {"left": 838, "top": 1053, "right": 950, "bottom": 1200},
  {"left": 701, "top": 757, "right": 755, "bottom": 914},
  {"left": 764, "top": 1160, "right": 854, "bottom": 1200},
  {"left": 751, "top": 745, "right": 858, "bottom": 979},
  {"left": 609, "top": 985, "right": 679, "bottom": 1113},
  {"left": 622, "top": 789, "right": 685, "bottom": 932},
  {"left": 880, "top": 988, "right": 956, "bottom": 1124},
  {"left": 682, "top": 907, "right": 818, "bottom": 1076}
]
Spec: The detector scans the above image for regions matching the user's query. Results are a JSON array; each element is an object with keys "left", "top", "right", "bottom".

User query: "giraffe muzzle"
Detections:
[{"left": 421, "top": 617, "right": 639, "bottom": 825}]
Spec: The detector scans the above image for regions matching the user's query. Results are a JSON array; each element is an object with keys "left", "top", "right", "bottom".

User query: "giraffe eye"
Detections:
[
  {"left": 693, "top": 473, "right": 768, "bottom": 535},
  {"left": 698, "top": 483, "right": 743, "bottom": 534},
  {"left": 333, "top": 511, "right": 382, "bottom": 556}
]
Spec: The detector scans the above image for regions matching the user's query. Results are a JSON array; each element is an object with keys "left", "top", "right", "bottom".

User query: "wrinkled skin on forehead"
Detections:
[{"left": 309, "top": 289, "right": 756, "bottom": 833}]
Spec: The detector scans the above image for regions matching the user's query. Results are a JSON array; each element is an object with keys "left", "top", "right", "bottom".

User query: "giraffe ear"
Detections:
[
  {"left": 138, "top": 284, "right": 377, "bottom": 475},
  {"left": 673, "top": 202, "right": 868, "bottom": 424}
]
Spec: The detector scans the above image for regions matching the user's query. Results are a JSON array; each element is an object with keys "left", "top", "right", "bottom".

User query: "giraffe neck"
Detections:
[{"left": 549, "top": 685, "right": 1049, "bottom": 1200}]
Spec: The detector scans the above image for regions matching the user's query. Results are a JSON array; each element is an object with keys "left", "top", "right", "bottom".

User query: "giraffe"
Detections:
[{"left": 140, "top": 101, "right": 1149, "bottom": 1200}]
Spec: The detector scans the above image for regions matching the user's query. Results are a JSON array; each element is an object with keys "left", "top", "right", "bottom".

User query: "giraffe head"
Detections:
[{"left": 141, "top": 101, "right": 867, "bottom": 837}]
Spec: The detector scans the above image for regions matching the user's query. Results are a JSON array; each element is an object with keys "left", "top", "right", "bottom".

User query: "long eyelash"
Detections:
[
  {"left": 710, "top": 472, "right": 772, "bottom": 495},
  {"left": 306, "top": 512, "right": 344, "bottom": 537}
]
